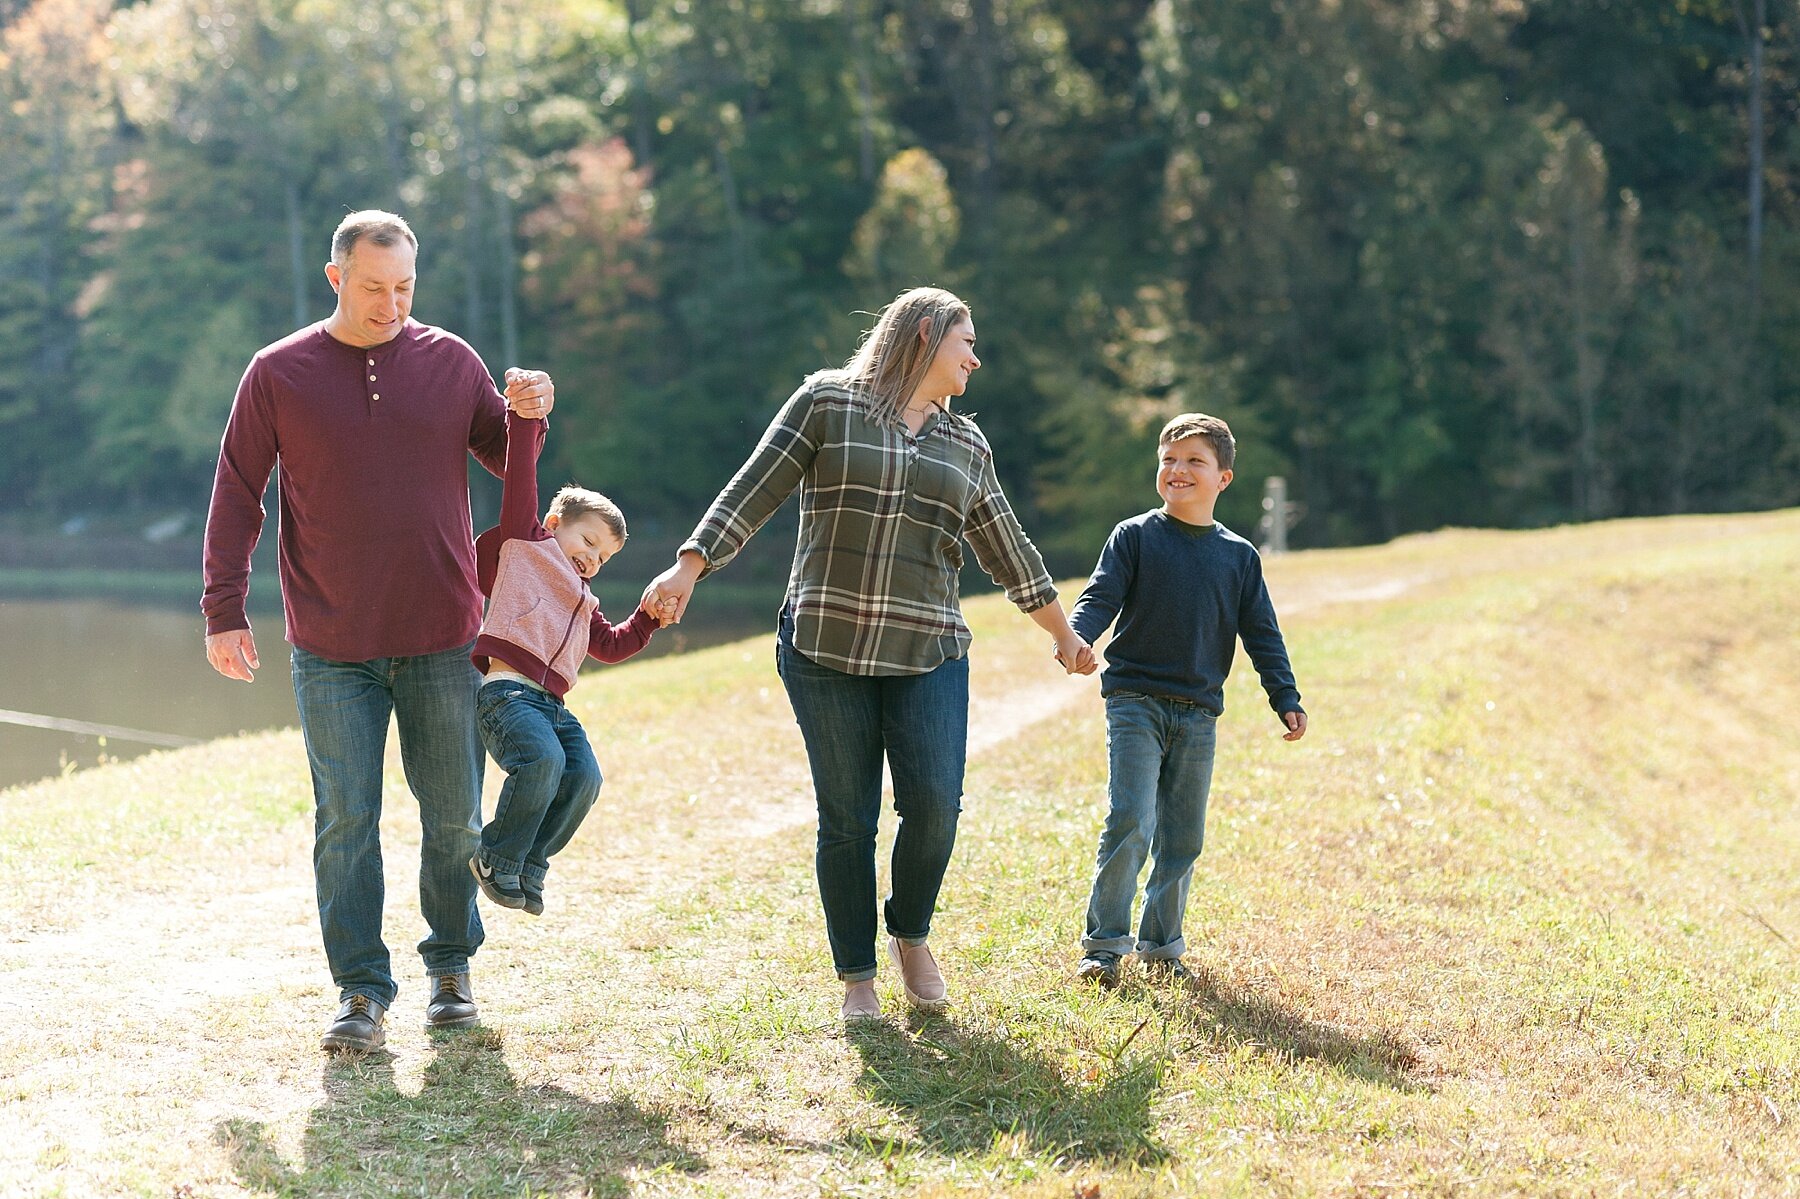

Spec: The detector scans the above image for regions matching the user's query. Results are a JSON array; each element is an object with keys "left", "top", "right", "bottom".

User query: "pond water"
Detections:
[{"left": 0, "top": 595, "right": 771, "bottom": 793}]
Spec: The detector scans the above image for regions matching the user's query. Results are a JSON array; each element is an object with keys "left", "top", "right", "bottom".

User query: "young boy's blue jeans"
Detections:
[
  {"left": 473, "top": 679, "right": 603, "bottom": 894},
  {"left": 291, "top": 643, "right": 486, "bottom": 1009},
  {"left": 1083, "top": 690, "right": 1218, "bottom": 962}
]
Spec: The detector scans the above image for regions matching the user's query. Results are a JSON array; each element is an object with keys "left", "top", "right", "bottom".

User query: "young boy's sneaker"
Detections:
[
  {"left": 469, "top": 855, "right": 526, "bottom": 909},
  {"left": 1076, "top": 951, "right": 1121, "bottom": 988},
  {"left": 521, "top": 886, "right": 544, "bottom": 917},
  {"left": 1142, "top": 956, "right": 1194, "bottom": 985}
]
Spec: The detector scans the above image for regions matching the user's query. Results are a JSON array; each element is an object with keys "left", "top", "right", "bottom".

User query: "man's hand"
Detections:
[
  {"left": 206, "top": 628, "right": 260, "bottom": 682},
  {"left": 1281, "top": 710, "right": 1307, "bottom": 741},
  {"left": 503, "top": 368, "right": 555, "bottom": 419}
]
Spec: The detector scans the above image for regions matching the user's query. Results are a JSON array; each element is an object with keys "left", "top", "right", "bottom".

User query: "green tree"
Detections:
[{"left": 0, "top": 0, "right": 114, "bottom": 508}]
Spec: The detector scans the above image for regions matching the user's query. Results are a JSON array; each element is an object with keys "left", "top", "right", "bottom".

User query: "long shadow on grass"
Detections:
[
  {"left": 216, "top": 1028, "right": 702, "bottom": 1197},
  {"left": 847, "top": 1015, "right": 1169, "bottom": 1165},
  {"left": 1151, "top": 963, "right": 1425, "bottom": 1090}
]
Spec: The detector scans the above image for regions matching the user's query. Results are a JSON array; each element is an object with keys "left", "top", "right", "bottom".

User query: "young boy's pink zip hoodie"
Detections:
[{"left": 471, "top": 411, "right": 655, "bottom": 697}]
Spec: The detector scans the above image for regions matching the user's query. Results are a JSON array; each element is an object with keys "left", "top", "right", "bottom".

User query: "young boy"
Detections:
[
  {"left": 1069, "top": 412, "right": 1307, "bottom": 987},
  {"left": 468, "top": 396, "right": 666, "bottom": 916}
]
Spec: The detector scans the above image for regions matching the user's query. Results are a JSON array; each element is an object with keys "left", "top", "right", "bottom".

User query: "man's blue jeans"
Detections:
[
  {"left": 776, "top": 635, "right": 968, "bottom": 981},
  {"left": 474, "top": 680, "right": 603, "bottom": 891},
  {"left": 1082, "top": 690, "right": 1218, "bottom": 962},
  {"left": 291, "top": 643, "right": 486, "bottom": 1007}
]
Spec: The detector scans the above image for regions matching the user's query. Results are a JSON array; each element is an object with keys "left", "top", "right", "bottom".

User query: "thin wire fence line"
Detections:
[{"left": 0, "top": 708, "right": 202, "bottom": 748}]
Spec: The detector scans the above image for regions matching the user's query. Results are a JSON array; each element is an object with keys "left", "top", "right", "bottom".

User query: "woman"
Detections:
[{"left": 644, "top": 287, "right": 1094, "bottom": 1021}]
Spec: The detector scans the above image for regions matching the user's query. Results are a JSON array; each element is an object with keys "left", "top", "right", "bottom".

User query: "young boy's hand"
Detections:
[
  {"left": 1280, "top": 710, "right": 1307, "bottom": 741},
  {"left": 638, "top": 590, "right": 679, "bottom": 626}
]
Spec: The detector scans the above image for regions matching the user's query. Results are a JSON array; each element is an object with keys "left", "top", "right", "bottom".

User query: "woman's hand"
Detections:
[
  {"left": 641, "top": 550, "right": 706, "bottom": 625},
  {"left": 1053, "top": 633, "right": 1097, "bottom": 676},
  {"left": 1030, "top": 601, "right": 1096, "bottom": 675}
]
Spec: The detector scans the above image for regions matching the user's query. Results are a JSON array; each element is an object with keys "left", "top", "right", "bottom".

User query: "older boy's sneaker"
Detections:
[
  {"left": 321, "top": 994, "right": 386, "bottom": 1052},
  {"left": 425, "top": 972, "right": 479, "bottom": 1029},
  {"left": 1142, "top": 956, "right": 1194, "bottom": 985},
  {"left": 469, "top": 855, "right": 526, "bottom": 909},
  {"left": 886, "top": 936, "right": 949, "bottom": 1011},
  {"left": 1077, "top": 951, "right": 1121, "bottom": 989}
]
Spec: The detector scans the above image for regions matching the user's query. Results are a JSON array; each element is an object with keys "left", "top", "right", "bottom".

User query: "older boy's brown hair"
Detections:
[{"left": 1158, "top": 412, "right": 1235, "bottom": 472}]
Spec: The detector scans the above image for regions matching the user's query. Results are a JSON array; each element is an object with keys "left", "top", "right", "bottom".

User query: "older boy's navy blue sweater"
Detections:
[{"left": 1069, "top": 512, "right": 1302, "bottom": 716}]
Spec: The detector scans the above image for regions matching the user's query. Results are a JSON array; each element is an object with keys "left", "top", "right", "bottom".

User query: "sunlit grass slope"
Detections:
[{"left": 1, "top": 509, "right": 1795, "bottom": 1197}]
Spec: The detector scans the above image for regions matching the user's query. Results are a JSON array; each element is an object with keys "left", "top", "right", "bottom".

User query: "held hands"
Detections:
[
  {"left": 1052, "top": 634, "right": 1097, "bottom": 676},
  {"left": 205, "top": 628, "right": 260, "bottom": 682},
  {"left": 640, "top": 551, "right": 705, "bottom": 626},
  {"left": 503, "top": 367, "right": 555, "bottom": 419},
  {"left": 636, "top": 588, "right": 682, "bottom": 627},
  {"left": 1280, "top": 709, "right": 1308, "bottom": 741}
]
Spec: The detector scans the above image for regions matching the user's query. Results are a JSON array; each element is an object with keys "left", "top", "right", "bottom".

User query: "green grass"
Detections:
[{"left": 2, "top": 510, "right": 1797, "bottom": 1196}]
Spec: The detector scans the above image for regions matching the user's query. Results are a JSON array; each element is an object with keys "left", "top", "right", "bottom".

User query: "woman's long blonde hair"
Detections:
[{"left": 835, "top": 287, "right": 970, "bottom": 427}]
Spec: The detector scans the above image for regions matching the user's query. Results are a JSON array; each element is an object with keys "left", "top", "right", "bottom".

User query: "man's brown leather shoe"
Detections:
[
  {"left": 321, "top": 994, "right": 387, "bottom": 1053},
  {"left": 425, "top": 972, "right": 479, "bottom": 1029}
]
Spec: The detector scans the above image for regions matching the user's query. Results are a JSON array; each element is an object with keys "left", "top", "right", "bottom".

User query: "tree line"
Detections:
[{"left": 2, "top": 0, "right": 1794, "bottom": 571}]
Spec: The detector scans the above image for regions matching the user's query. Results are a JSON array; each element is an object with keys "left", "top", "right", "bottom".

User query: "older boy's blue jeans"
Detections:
[
  {"left": 776, "top": 634, "right": 968, "bottom": 982},
  {"left": 1083, "top": 691, "right": 1217, "bottom": 962},
  {"left": 473, "top": 680, "right": 603, "bottom": 889},
  {"left": 291, "top": 643, "right": 486, "bottom": 1009}
]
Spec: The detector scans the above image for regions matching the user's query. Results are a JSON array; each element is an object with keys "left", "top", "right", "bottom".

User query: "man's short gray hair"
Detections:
[{"left": 330, "top": 210, "right": 418, "bottom": 267}]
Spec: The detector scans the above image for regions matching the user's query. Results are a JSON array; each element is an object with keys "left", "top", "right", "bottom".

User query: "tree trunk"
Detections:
[
  {"left": 284, "top": 177, "right": 308, "bottom": 328},
  {"left": 624, "top": 0, "right": 655, "bottom": 172},
  {"left": 1735, "top": 0, "right": 1766, "bottom": 324},
  {"left": 495, "top": 174, "right": 519, "bottom": 367},
  {"left": 967, "top": 0, "right": 1001, "bottom": 277},
  {"left": 847, "top": 0, "right": 877, "bottom": 183},
  {"left": 1567, "top": 188, "right": 1602, "bottom": 520}
]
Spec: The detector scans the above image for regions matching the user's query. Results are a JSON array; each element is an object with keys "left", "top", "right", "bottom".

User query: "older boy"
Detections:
[{"left": 1069, "top": 413, "right": 1307, "bottom": 987}]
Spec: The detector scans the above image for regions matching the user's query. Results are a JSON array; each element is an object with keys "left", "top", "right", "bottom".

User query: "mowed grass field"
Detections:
[{"left": 2, "top": 510, "right": 1796, "bottom": 1198}]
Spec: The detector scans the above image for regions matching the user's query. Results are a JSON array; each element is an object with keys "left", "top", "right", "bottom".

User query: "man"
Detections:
[{"left": 202, "top": 210, "right": 555, "bottom": 1052}]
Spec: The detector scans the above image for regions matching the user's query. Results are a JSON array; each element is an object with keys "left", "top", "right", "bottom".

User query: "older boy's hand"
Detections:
[{"left": 1281, "top": 710, "right": 1307, "bottom": 741}]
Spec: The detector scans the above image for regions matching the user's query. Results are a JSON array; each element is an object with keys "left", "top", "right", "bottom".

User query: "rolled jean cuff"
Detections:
[
  {"left": 1081, "top": 934, "right": 1137, "bottom": 957},
  {"left": 837, "top": 964, "right": 878, "bottom": 983},
  {"left": 1135, "top": 936, "right": 1187, "bottom": 962},
  {"left": 477, "top": 848, "right": 526, "bottom": 879},
  {"left": 520, "top": 865, "right": 547, "bottom": 888},
  {"left": 425, "top": 964, "right": 470, "bottom": 980},
  {"left": 888, "top": 931, "right": 929, "bottom": 947}
]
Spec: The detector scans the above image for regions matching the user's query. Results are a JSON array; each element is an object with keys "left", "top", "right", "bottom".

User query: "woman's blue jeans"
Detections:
[
  {"left": 291, "top": 643, "right": 486, "bottom": 1007},
  {"left": 474, "top": 680, "right": 603, "bottom": 889},
  {"left": 776, "top": 638, "right": 969, "bottom": 981},
  {"left": 1082, "top": 690, "right": 1217, "bottom": 961}
]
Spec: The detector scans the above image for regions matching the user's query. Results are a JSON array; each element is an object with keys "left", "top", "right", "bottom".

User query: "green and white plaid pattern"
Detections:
[{"left": 683, "top": 375, "right": 1057, "bottom": 676}]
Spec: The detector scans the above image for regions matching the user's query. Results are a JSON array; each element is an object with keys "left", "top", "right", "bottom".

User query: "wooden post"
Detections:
[{"left": 1261, "top": 476, "right": 1289, "bottom": 555}]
